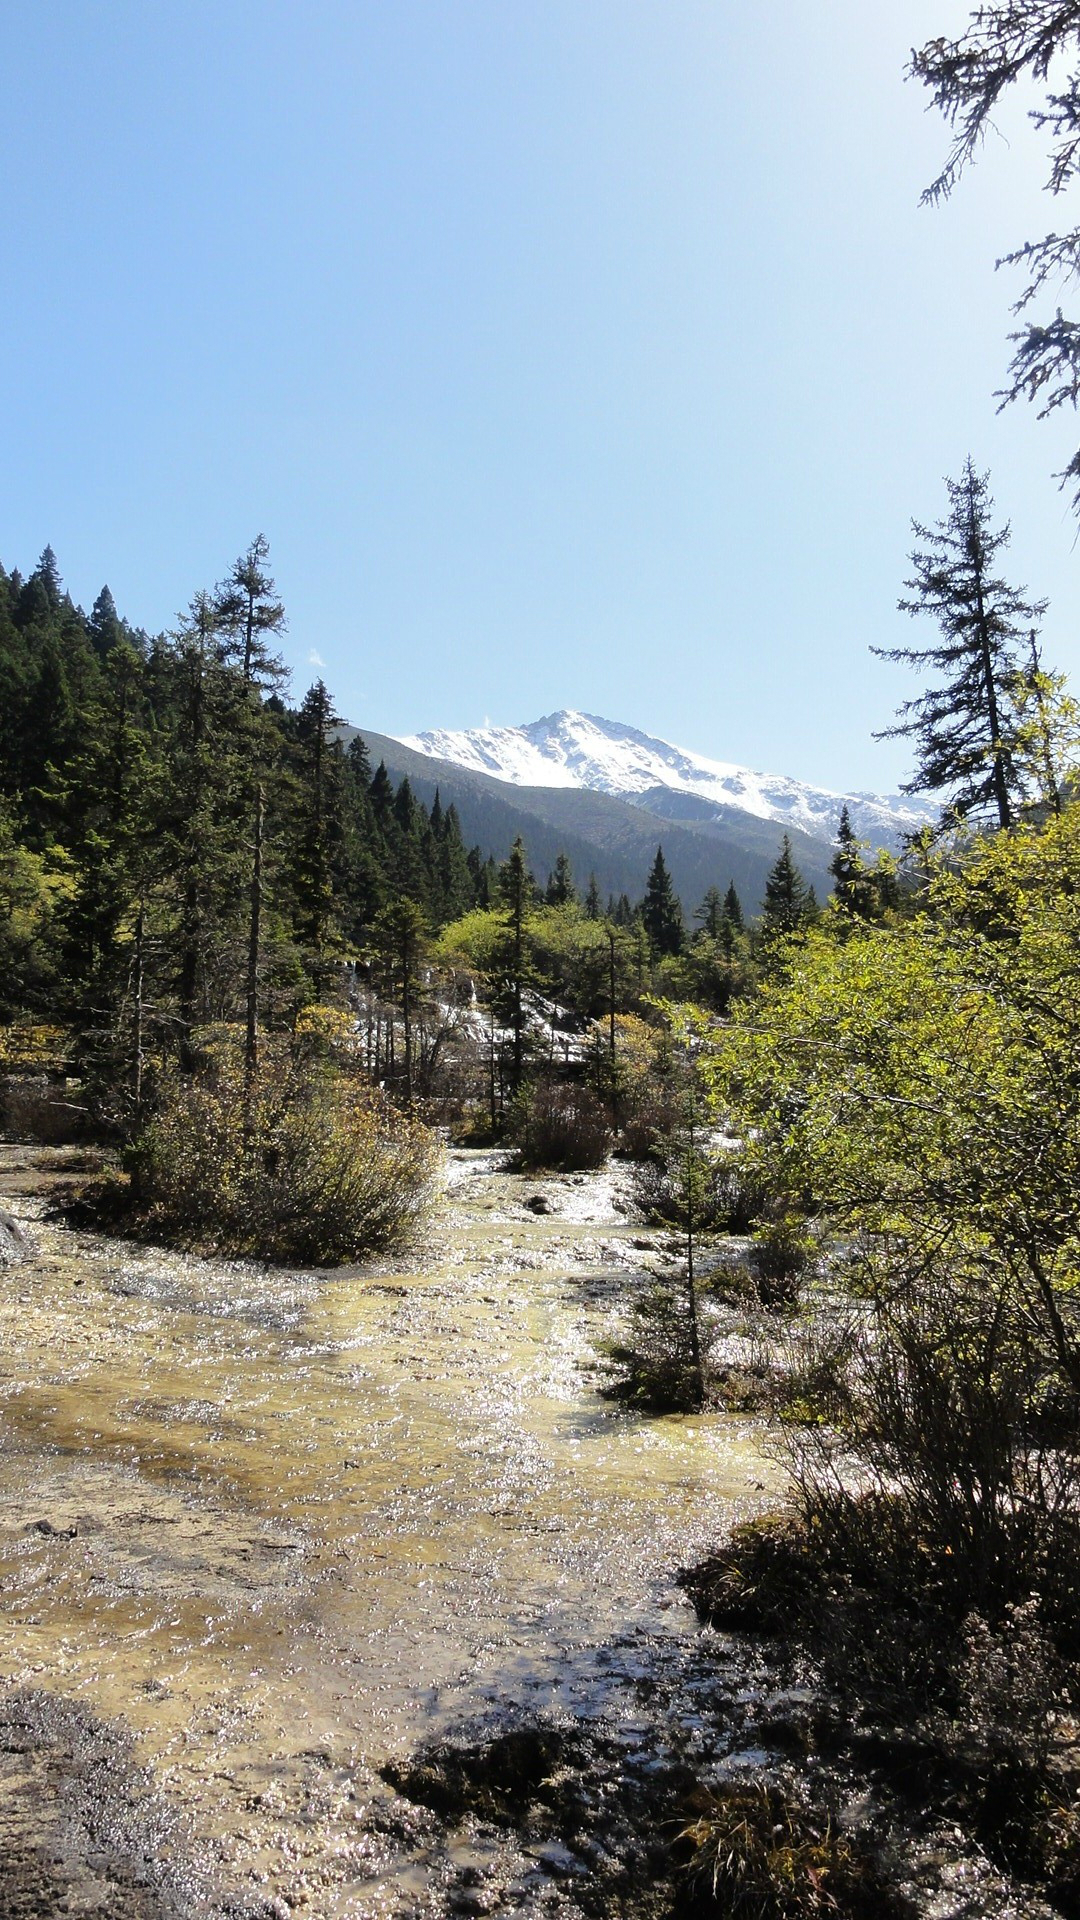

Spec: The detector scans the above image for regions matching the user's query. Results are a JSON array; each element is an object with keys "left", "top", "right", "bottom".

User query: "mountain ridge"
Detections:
[
  {"left": 346, "top": 727, "right": 845, "bottom": 915},
  {"left": 399, "top": 708, "right": 931, "bottom": 850}
]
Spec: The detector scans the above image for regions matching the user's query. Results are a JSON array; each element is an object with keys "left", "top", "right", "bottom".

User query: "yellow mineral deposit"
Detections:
[{"left": 0, "top": 1144, "right": 778, "bottom": 1916}]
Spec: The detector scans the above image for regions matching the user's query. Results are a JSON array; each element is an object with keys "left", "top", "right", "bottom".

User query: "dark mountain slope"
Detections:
[{"left": 345, "top": 728, "right": 836, "bottom": 911}]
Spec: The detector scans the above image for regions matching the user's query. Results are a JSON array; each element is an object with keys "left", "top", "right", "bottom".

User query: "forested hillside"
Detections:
[
  {"left": 2, "top": 542, "right": 815, "bottom": 1124},
  {"left": 0, "top": 544, "right": 506, "bottom": 1028},
  {"left": 346, "top": 726, "right": 838, "bottom": 911}
]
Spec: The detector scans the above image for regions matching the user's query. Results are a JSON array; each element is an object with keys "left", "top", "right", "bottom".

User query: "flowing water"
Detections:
[{"left": 0, "top": 1144, "right": 782, "bottom": 1917}]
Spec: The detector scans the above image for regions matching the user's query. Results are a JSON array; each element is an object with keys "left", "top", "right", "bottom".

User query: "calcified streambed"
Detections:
[{"left": 0, "top": 1144, "right": 782, "bottom": 1919}]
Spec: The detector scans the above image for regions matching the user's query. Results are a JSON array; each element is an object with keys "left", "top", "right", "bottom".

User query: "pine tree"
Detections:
[
  {"left": 723, "top": 880, "right": 744, "bottom": 929},
  {"left": 830, "top": 806, "right": 867, "bottom": 916},
  {"left": 875, "top": 461, "right": 1045, "bottom": 829},
  {"left": 762, "top": 834, "right": 811, "bottom": 934},
  {"left": 60, "top": 638, "right": 157, "bottom": 1019},
  {"left": 160, "top": 590, "right": 252, "bottom": 1056},
  {"left": 642, "top": 846, "right": 683, "bottom": 956},
  {"left": 372, "top": 897, "right": 428, "bottom": 1108},
  {"left": 434, "top": 801, "right": 475, "bottom": 923},
  {"left": 29, "top": 546, "right": 61, "bottom": 613},
  {"left": 695, "top": 885, "right": 725, "bottom": 939},
  {"left": 584, "top": 873, "right": 602, "bottom": 920},
  {"left": 369, "top": 761, "right": 395, "bottom": 834},
  {"left": 88, "top": 586, "right": 124, "bottom": 659},
  {"left": 545, "top": 852, "right": 576, "bottom": 906},
  {"left": 338, "top": 736, "right": 384, "bottom": 940},
  {"left": 216, "top": 535, "right": 287, "bottom": 688},
  {"left": 290, "top": 680, "right": 345, "bottom": 973}
]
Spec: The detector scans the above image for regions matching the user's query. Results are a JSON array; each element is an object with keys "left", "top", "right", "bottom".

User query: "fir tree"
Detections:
[
  {"left": 642, "top": 846, "right": 683, "bottom": 956},
  {"left": 875, "top": 461, "right": 1045, "bottom": 829},
  {"left": 29, "top": 546, "right": 62, "bottom": 614},
  {"left": 545, "top": 852, "right": 576, "bottom": 906},
  {"left": 830, "top": 806, "right": 867, "bottom": 916},
  {"left": 434, "top": 801, "right": 475, "bottom": 923},
  {"left": 291, "top": 679, "right": 345, "bottom": 971},
  {"left": 762, "top": 834, "right": 811, "bottom": 934},
  {"left": 88, "top": 586, "right": 124, "bottom": 659},
  {"left": 369, "top": 761, "right": 395, "bottom": 835},
  {"left": 216, "top": 534, "right": 287, "bottom": 688},
  {"left": 338, "top": 736, "right": 384, "bottom": 940},
  {"left": 695, "top": 885, "right": 725, "bottom": 939},
  {"left": 60, "top": 638, "right": 157, "bottom": 1017},
  {"left": 160, "top": 589, "right": 252, "bottom": 1055},
  {"left": 372, "top": 897, "right": 428, "bottom": 1108}
]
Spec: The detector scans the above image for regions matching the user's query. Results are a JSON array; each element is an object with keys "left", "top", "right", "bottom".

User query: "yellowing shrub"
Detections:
[{"left": 127, "top": 1041, "right": 440, "bottom": 1263}]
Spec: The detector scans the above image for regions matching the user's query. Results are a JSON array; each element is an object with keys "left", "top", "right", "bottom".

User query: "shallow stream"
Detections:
[{"left": 0, "top": 1144, "right": 782, "bottom": 1917}]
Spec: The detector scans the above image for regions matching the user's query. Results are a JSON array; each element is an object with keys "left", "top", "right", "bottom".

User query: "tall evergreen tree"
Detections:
[
  {"left": 829, "top": 805, "right": 868, "bottom": 917},
  {"left": 642, "top": 845, "right": 683, "bottom": 956},
  {"left": 695, "top": 885, "right": 725, "bottom": 939},
  {"left": 216, "top": 534, "right": 287, "bottom": 688},
  {"left": 762, "top": 834, "right": 811, "bottom": 934},
  {"left": 160, "top": 590, "right": 251, "bottom": 1055},
  {"left": 28, "top": 546, "right": 61, "bottom": 614},
  {"left": 433, "top": 801, "right": 475, "bottom": 923},
  {"left": 338, "top": 736, "right": 384, "bottom": 940},
  {"left": 88, "top": 586, "right": 124, "bottom": 659},
  {"left": 545, "top": 852, "right": 576, "bottom": 906},
  {"left": 290, "top": 679, "right": 345, "bottom": 973},
  {"left": 372, "top": 897, "right": 428, "bottom": 1108},
  {"left": 875, "top": 461, "right": 1045, "bottom": 829},
  {"left": 60, "top": 638, "right": 157, "bottom": 1018}
]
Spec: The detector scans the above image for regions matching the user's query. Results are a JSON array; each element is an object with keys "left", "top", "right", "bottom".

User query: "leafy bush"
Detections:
[
  {"left": 699, "top": 814, "right": 1080, "bottom": 1656},
  {"left": 613, "top": 1083, "right": 682, "bottom": 1161},
  {"left": 510, "top": 1077, "right": 611, "bottom": 1171},
  {"left": 123, "top": 1036, "right": 440, "bottom": 1263}
]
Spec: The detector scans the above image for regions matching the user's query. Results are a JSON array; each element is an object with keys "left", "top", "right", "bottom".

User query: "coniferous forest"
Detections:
[{"left": 0, "top": 538, "right": 776, "bottom": 1157}]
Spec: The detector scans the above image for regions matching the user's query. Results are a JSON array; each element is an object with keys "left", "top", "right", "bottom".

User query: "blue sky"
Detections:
[{"left": 2, "top": 1, "right": 1077, "bottom": 791}]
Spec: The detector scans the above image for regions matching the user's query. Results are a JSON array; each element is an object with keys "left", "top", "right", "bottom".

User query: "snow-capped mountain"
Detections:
[{"left": 398, "top": 710, "right": 932, "bottom": 848}]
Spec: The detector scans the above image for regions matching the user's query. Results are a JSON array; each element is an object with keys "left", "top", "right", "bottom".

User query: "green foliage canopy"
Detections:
[{"left": 700, "top": 810, "right": 1080, "bottom": 1392}]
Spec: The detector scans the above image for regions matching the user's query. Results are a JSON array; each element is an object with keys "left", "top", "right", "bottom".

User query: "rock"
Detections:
[
  {"left": 28, "top": 1519, "right": 78, "bottom": 1539},
  {"left": 524, "top": 1194, "right": 552, "bottom": 1215},
  {"left": 0, "top": 1208, "right": 32, "bottom": 1266}
]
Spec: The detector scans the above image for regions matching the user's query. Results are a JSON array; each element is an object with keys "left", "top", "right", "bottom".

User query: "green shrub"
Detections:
[{"left": 123, "top": 1037, "right": 440, "bottom": 1263}]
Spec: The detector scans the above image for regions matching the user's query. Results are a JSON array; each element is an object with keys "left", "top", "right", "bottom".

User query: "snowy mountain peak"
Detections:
[{"left": 397, "top": 710, "right": 932, "bottom": 848}]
